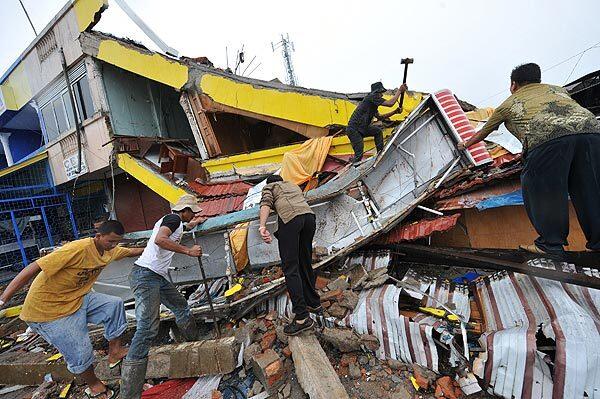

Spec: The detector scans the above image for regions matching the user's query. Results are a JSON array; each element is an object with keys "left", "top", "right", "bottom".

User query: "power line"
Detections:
[
  {"left": 476, "top": 40, "right": 600, "bottom": 104},
  {"left": 18, "top": 0, "right": 37, "bottom": 36}
]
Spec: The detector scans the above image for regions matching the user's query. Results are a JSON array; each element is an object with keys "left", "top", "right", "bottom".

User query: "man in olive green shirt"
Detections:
[
  {"left": 460, "top": 63, "right": 600, "bottom": 256},
  {"left": 258, "top": 175, "right": 319, "bottom": 335}
]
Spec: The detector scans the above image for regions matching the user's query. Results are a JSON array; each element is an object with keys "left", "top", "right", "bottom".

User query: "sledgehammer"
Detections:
[{"left": 399, "top": 58, "right": 414, "bottom": 108}]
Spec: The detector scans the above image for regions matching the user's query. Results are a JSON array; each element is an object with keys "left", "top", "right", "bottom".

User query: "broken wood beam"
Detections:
[
  {"left": 0, "top": 336, "right": 241, "bottom": 385},
  {"left": 289, "top": 333, "right": 349, "bottom": 399},
  {"left": 395, "top": 244, "right": 600, "bottom": 289}
]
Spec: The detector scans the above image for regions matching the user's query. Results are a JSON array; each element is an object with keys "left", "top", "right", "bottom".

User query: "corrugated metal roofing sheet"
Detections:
[
  {"left": 474, "top": 270, "right": 600, "bottom": 399},
  {"left": 436, "top": 166, "right": 521, "bottom": 199},
  {"left": 198, "top": 195, "right": 245, "bottom": 217},
  {"left": 343, "top": 250, "right": 392, "bottom": 271},
  {"left": 188, "top": 180, "right": 253, "bottom": 198},
  {"left": 377, "top": 214, "right": 461, "bottom": 244},
  {"left": 348, "top": 285, "right": 440, "bottom": 370}
]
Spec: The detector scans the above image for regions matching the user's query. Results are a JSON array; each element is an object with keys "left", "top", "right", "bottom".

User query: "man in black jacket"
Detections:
[{"left": 347, "top": 81, "right": 407, "bottom": 163}]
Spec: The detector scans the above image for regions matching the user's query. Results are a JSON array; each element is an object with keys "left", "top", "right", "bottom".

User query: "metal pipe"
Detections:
[
  {"left": 40, "top": 206, "right": 54, "bottom": 247},
  {"left": 194, "top": 232, "right": 221, "bottom": 338},
  {"left": 60, "top": 48, "right": 83, "bottom": 173},
  {"left": 417, "top": 205, "right": 444, "bottom": 216},
  {"left": 434, "top": 157, "right": 461, "bottom": 189},
  {"left": 64, "top": 193, "right": 79, "bottom": 239},
  {"left": 399, "top": 114, "right": 436, "bottom": 145},
  {"left": 351, "top": 211, "right": 365, "bottom": 236},
  {"left": 10, "top": 211, "right": 28, "bottom": 267}
]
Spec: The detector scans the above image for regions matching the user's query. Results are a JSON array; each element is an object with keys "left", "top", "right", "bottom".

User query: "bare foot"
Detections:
[{"left": 108, "top": 346, "right": 128, "bottom": 365}]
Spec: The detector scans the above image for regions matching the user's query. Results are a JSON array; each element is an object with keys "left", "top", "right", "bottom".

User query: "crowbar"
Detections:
[{"left": 193, "top": 232, "right": 221, "bottom": 338}]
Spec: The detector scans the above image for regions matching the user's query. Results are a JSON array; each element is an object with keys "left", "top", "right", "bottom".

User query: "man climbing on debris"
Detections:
[
  {"left": 121, "top": 194, "right": 206, "bottom": 399},
  {"left": 258, "top": 175, "right": 321, "bottom": 335},
  {"left": 346, "top": 81, "right": 408, "bottom": 163},
  {"left": 0, "top": 221, "right": 143, "bottom": 399},
  {"left": 459, "top": 63, "right": 600, "bottom": 256}
]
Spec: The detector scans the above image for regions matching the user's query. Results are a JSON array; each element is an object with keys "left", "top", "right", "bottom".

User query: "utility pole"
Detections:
[{"left": 272, "top": 34, "right": 298, "bottom": 86}]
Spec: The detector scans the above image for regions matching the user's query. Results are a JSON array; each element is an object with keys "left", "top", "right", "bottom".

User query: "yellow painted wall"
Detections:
[
  {"left": 97, "top": 40, "right": 188, "bottom": 89},
  {"left": 117, "top": 153, "right": 187, "bottom": 204},
  {"left": 1, "top": 63, "right": 32, "bottom": 111},
  {"left": 73, "top": 0, "right": 108, "bottom": 32},
  {"left": 202, "top": 128, "right": 395, "bottom": 174},
  {"left": 199, "top": 74, "right": 423, "bottom": 129}
]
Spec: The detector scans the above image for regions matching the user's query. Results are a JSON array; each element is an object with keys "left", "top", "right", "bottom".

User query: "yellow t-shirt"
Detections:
[{"left": 20, "top": 238, "right": 133, "bottom": 323}]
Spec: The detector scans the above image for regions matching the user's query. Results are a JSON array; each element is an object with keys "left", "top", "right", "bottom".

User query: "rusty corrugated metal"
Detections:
[
  {"left": 436, "top": 166, "right": 521, "bottom": 199},
  {"left": 377, "top": 214, "right": 461, "bottom": 244},
  {"left": 188, "top": 180, "right": 252, "bottom": 198},
  {"left": 197, "top": 195, "right": 245, "bottom": 217}
]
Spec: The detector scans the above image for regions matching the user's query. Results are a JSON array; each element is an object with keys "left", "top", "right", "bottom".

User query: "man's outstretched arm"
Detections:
[{"left": 0, "top": 262, "right": 41, "bottom": 306}]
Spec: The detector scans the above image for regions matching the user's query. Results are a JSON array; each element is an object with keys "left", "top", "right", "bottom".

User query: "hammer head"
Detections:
[{"left": 401, "top": 58, "right": 414, "bottom": 65}]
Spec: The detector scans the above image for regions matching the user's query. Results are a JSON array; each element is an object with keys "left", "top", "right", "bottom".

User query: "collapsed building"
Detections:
[{"left": 0, "top": 1, "right": 598, "bottom": 399}]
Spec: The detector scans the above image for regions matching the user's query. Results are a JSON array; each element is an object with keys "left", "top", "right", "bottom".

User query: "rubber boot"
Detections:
[
  {"left": 120, "top": 358, "right": 148, "bottom": 399},
  {"left": 177, "top": 317, "right": 199, "bottom": 342}
]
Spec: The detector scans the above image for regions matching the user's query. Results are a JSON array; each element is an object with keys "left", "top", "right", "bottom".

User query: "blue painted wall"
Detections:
[{"left": 9, "top": 130, "right": 44, "bottom": 163}]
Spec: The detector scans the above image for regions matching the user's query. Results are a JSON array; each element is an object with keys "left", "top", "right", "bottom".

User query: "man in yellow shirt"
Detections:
[
  {"left": 0, "top": 221, "right": 143, "bottom": 399},
  {"left": 459, "top": 63, "right": 600, "bottom": 256}
]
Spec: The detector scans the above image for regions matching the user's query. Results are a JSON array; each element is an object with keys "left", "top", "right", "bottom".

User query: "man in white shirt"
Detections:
[{"left": 121, "top": 195, "right": 205, "bottom": 399}]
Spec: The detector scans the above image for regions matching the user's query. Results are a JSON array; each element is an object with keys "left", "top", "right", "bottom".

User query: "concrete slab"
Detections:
[
  {"left": 289, "top": 333, "right": 349, "bottom": 399},
  {"left": 0, "top": 337, "right": 241, "bottom": 385}
]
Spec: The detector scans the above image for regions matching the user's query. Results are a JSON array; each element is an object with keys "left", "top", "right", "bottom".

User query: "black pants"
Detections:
[
  {"left": 276, "top": 213, "right": 320, "bottom": 319},
  {"left": 521, "top": 133, "right": 600, "bottom": 254},
  {"left": 347, "top": 125, "right": 384, "bottom": 162}
]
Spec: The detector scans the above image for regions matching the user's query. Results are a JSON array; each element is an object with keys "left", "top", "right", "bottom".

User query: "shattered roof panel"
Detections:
[
  {"left": 348, "top": 284, "right": 440, "bottom": 371},
  {"left": 474, "top": 271, "right": 600, "bottom": 399},
  {"left": 435, "top": 180, "right": 521, "bottom": 210}
]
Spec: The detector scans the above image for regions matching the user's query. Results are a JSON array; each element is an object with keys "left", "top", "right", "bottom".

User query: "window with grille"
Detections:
[{"left": 39, "top": 75, "right": 96, "bottom": 143}]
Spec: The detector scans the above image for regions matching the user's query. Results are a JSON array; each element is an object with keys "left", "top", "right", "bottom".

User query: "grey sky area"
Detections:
[{"left": 1, "top": 0, "right": 599, "bottom": 107}]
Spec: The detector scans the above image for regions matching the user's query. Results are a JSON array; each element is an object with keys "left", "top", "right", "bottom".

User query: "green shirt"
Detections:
[{"left": 480, "top": 83, "right": 600, "bottom": 151}]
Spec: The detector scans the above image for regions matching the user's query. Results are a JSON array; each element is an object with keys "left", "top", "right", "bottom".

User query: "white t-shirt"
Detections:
[{"left": 135, "top": 214, "right": 184, "bottom": 278}]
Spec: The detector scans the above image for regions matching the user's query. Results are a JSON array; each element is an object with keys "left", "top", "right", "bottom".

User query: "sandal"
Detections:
[
  {"left": 84, "top": 388, "right": 117, "bottom": 399},
  {"left": 108, "top": 358, "right": 123, "bottom": 369}
]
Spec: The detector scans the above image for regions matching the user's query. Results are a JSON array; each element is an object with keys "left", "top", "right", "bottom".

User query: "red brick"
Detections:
[
  {"left": 261, "top": 331, "right": 277, "bottom": 351},
  {"left": 282, "top": 346, "right": 292, "bottom": 358},
  {"left": 320, "top": 289, "right": 342, "bottom": 303},
  {"left": 315, "top": 276, "right": 331, "bottom": 290},
  {"left": 340, "top": 354, "right": 357, "bottom": 368}
]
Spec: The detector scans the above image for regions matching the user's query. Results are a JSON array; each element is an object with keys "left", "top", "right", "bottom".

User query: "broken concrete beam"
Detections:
[
  {"left": 0, "top": 351, "right": 75, "bottom": 386},
  {"left": 289, "top": 333, "right": 349, "bottom": 399},
  {"left": 320, "top": 327, "right": 379, "bottom": 353},
  {"left": 0, "top": 337, "right": 240, "bottom": 385},
  {"left": 251, "top": 348, "right": 284, "bottom": 393}
]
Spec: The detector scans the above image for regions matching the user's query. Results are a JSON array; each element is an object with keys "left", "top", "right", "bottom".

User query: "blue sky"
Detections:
[{"left": 1, "top": 0, "right": 599, "bottom": 107}]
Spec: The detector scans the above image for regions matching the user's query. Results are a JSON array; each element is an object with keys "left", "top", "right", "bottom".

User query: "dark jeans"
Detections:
[
  {"left": 347, "top": 125, "right": 384, "bottom": 162},
  {"left": 126, "top": 265, "right": 193, "bottom": 360},
  {"left": 521, "top": 133, "right": 600, "bottom": 254},
  {"left": 276, "top": 213, "right": 320, "bottom": 320}
]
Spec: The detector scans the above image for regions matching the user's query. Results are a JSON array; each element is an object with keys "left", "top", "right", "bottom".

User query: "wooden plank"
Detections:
[{"left": 289, "top": 333, "right": 349, "bottom": 399}]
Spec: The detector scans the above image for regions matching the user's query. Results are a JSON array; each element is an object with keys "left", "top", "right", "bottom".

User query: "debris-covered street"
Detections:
[{"left": 0, "top": 1, "right": 599, "bottom": 398}]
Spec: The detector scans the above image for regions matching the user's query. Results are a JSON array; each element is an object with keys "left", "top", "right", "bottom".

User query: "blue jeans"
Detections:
[
  {"left": 28, "top": 292, "right": 127, "bottom": 374},
  {"left": 126, "top": 265, "right": 193, "bottom": 360}
]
